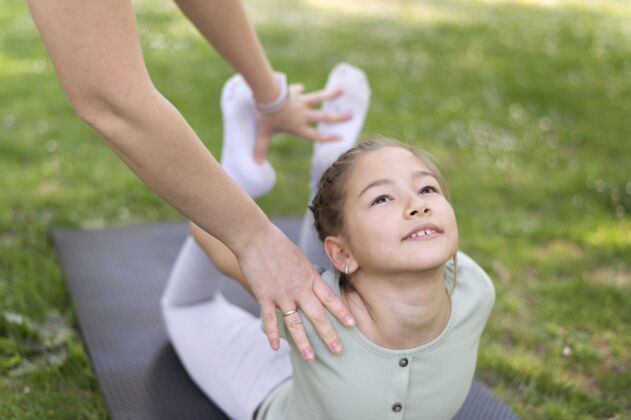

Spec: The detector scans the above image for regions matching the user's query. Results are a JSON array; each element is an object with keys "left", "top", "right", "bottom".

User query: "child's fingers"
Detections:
[
  {"left": 298, "top": 295, "right": 344, "bottom": 355},
  {"left": 301, "top": 87, "right": 344, "bottom": 106},
  {"left": 313, "top": 276, "right": 355, "bottom": 328},
  {"left": 282, "top": 308, "right": 315, "bottom": 361},
  {"left": 260, "top": 301, "right": 281, "bottom": 351}
]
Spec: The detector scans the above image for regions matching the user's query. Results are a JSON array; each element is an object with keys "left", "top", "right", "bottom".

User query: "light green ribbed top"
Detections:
[{"left": 256, "top": 251, "right": 495, "bottom": 420}]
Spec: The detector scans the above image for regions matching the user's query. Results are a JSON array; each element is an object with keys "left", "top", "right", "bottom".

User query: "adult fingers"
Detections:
[
  {"left": 254, "top": 124, "right": 272, "bottom": 163},
  {"left": 260, "top": 301, "right": 281, "bottom": 351},
  {"left": 297, "top": 126, "right": 342, "bottom": 143},
  {"left": 307, "top": 109, "right": 353, "bottom": 124},
  {"left": 313, "top": 276, "right": 355, "bottom": 328},
  {"left": 301, "top": 87, "right": 344, "bottom": 106},
  {"left": 282, "top": 308, "right": 315, "bottom": 361},
  {"left": 298, "top": 294, "right": 344, "bottom": 355},
  {"left": 290, "top": 83, "right": 305, "bottom": 96}
]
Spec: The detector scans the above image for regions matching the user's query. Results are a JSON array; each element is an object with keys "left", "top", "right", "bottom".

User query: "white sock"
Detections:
[
  {"left": 310, "top": 63, "right": 371, "bottom": 190},
  {"left": 220, "top": 74, "right": 276, "bottom": 199},
  {"left": 299, "top": 63, "right": 371, "bottom": 269}
]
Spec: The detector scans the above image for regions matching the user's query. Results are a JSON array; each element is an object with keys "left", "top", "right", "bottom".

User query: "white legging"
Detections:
[{"left": 161, "top": 224, "right": 332, "bottom": 420}]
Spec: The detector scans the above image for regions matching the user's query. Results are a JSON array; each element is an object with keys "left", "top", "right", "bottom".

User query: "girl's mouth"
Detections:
[
  {"left": 402, "top": 224, "right": 442, "bottom": 241},
  {"left": 406, "top": 229, "right": 436, "bottom": 239},
  {"left": 404, "top": 229, "right": 440, "bottom": 240}
]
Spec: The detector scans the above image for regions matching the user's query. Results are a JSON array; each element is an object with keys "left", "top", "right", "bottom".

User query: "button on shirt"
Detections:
[{"left": 256, "top": 252, "right": 495, "bottom": 420}]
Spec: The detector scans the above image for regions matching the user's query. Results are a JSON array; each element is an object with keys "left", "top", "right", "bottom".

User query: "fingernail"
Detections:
[
  {"left": 271, "top": 339, "right": 280, "bottom": 350},
  {"left": 302, "top": 347, "right": 314, "bottom": 360},
  {"left": 345, "top": 316, "right": 355, "bottom": 327},
  {"left": 331, "top": 341, "right": 342, "bottom": 354}
]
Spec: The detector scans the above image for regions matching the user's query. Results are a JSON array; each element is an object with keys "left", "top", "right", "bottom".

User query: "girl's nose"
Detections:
[{"left": 405, "top": 196, "right": 431, "bottom": 218}]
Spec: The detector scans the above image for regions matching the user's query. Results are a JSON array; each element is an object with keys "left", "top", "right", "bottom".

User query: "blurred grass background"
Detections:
[{"left": 1, "top": 0, "right": 630, "bottom": 418}]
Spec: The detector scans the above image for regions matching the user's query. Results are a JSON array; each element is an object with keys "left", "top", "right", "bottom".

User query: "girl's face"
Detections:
[{"left": 340, "top": 147, "right": 458, "bottom": 275}]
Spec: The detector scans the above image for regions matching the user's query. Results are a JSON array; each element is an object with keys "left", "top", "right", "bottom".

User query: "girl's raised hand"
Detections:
[
  {"left": 253, "top": 84, "right": 353, "bottom": 163},
  {"left": 234, "top": 222, "right": 355, "bottom": 360}
]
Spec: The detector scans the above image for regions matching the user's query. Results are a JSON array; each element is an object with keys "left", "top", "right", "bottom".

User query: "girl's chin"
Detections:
[
  {"left": 357, "top": 246, "right": 456, "bottom": 273},
  {"left": 375, "top": 257, "right": 451, "bottom": 274},
  {"left": 408, "top": 254, "right": 453, "bottom": 271}
]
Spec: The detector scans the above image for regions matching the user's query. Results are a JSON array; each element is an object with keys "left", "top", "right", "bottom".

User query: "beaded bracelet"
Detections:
[{"left": 255, "top": 72, "right": 289, "bottom": 114}]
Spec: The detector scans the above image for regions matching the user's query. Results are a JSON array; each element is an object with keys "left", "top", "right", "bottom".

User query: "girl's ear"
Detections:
[{"left": 323, "top": 236, "right": 358, "bottom": 274}]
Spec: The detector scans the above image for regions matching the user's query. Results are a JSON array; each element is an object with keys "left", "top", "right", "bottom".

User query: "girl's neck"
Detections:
[{"left": 341, "top": 267, "right": 451, "bottom": 350}]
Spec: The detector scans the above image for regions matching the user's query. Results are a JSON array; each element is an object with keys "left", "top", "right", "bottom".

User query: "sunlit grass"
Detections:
[
  {"left": 1, "top": 0, "right": 630, "bottom": 418},
  {"left": 581, "top": 219, "right": 631, "bottom": 250}
]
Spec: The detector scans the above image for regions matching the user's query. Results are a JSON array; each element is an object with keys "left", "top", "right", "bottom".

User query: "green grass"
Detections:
[{"left": 1, "top": 0, "right": 630, "bottom": 418}]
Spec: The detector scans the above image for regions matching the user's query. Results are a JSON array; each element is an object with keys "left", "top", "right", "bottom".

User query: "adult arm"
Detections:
[
  {"left": 189, "top": 222, "right": 251, "bottom": 295},
  {"left": 26, "top": 0, "right": 353, "bottom": 359},
  {"left": 174, "top": 0, "right": 351, "bottom": 162}
]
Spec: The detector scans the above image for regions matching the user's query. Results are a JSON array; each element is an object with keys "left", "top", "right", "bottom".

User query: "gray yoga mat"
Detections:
[{"left": 52, "top": 219, "right": 518, "bottom": 420}]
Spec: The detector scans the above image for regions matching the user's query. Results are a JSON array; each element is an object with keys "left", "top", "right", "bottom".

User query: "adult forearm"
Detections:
[
  {"left": 189, "top": 222, "right": 249, "bottom": 292},
  {"left": 26, "top": 0, "right": 269, "bottom": 253},
  {"left": 174, "top": 0, "right": 279, "bottom": 104},
  {"left": 91, "top": 90, "right": 270, "bottom": 252}
]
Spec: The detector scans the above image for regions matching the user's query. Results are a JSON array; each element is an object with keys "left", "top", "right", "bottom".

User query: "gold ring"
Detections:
[{"left": 282, "top": 309, "right": 298, "bottom": 317}]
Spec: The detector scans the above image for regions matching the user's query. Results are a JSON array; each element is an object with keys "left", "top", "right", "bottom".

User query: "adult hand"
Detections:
[
  {"left": 254, "top": 84, "right": 353, "bottom": 163},
  {"left": 235, "top": 222, "right": 355, "bottom": 360}
]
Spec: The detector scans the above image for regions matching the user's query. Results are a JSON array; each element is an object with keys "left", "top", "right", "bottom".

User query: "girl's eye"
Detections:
[
  {"left": 370, "top": 194, "right": 391, "bottom": 206},
  {"left": 419, "top": 185, "right": 437, "bottom": 195}
]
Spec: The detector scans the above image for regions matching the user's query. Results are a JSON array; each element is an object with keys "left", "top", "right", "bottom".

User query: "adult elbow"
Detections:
[
  {"left": 68, "top": 83, "right": 156, "bottom": 140},
  {"left": 68, "top": 88, "right": 115, "bottom": 130}
]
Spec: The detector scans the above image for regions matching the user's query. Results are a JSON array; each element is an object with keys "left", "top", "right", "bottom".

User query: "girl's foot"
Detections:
[
  {"left": 300, "top": 63, "right": 371, "bottom": 269},
  {"left": 310, "top": 63, "right": 371, "bottom": 190},
  {"left": 220, "top": 74, "right": 276, "bottom": 198}
]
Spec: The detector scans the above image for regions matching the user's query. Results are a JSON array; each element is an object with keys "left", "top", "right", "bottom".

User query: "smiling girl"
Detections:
[
  {"left": 252, "top": 139, "right": 495, "bottom": 419},
  {"left": 161, "top": 69, "right": 495, "bottom": 420}
]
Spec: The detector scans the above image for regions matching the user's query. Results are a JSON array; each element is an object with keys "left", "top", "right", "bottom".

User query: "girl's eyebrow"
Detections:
[
  {"left": 358, "top": 178, "right": 393, "bottom": 197},
  {"left": 358, "top": 170, "right": 436, "bottom": 197}
]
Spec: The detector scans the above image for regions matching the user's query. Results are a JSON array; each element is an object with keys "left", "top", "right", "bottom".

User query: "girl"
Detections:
[{"left": 161, "top": 65, "right": 494, "bottom": 420}]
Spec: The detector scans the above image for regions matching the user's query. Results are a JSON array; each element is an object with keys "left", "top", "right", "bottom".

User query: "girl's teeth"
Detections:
[{"left": 409, "top": 229, "right": 435, "bottom": 239}]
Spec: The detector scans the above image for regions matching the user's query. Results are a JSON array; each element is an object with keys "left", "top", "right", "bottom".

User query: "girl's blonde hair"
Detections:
[{"left": 309, "top": 137, "right": 458, "bottom": 293}]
